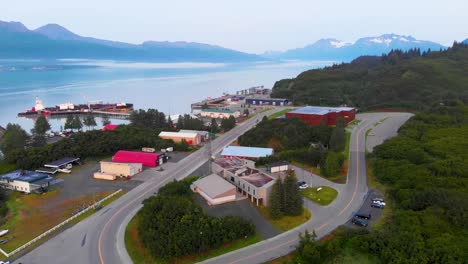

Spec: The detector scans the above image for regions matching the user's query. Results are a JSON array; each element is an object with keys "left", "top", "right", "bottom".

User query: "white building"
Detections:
[
  {"left": 190, "top": 174, "right": 237, "bottom": 205},
  {"left": 0, "top": 170, "right": 55, "bottom": 193},
  {"left": 199, "top": 109, "right": 240, "bottom": 119}
]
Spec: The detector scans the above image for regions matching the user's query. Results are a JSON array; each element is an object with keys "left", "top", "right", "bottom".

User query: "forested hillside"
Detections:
[
  {"left": 271, "top": 43, "right": 468, "bottom": 111},
  {"left": 290, "top": 103, "right": 468, "bottom": 263}
]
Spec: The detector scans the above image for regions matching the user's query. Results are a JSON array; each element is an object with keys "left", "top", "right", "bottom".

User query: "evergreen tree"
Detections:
[
  {"left": 101, "top": 114, "right": 111, "bottom": 126},
  {"left": 329, "top": 117, "right": 346, "bottom": 152},
  {"left": 0, "top": 123, "right": 28, "bottom": 157},
  {"left": 283, "top": 172, "right": 303, "bottom": 215},
  {"left": 64, "top": 115, "right": 74, "bottom": 131},
  {"left": 176, "top": 115, "right": 184, "bottom": 129},
  {"left": 167, "top": 115, "right": 173, "bottom": 128},
  {"left": 210, "top": 118, "right": 219, "bottom": 133},
  {"left": 33, "top": 115, "right": 51, "bottom": 135},
  {"left": 268, "top": 178, "right": 284, "bottom": 219},
  {"left": 243, "top": 108, "right": 250, "bottom": 116},
  {"left": 31, "top": 133, "right": 46, "bottom": 147},
  {"left": 72, "top": 115, "right": 83, "bottom": 131},
  {"left": 83, "top": 114, "right": 97, "bottom": 130}
]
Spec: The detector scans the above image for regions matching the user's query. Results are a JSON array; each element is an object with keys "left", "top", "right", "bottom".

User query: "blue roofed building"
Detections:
[
  {"left": 0, "top": 170, "right": 56, "bottom": 193},
  {"left": 221, "top": 146, "right": 274, "bottom": 159}
]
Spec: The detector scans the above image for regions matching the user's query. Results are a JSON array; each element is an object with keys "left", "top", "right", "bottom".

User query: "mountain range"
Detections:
[
  {"left": 263, "top": 34, "right": 448, "bottom": 61},
  {"left": 0, "top": 20, "right": 465, "bottom": 62},
  {"left": 0, "top": 21, "right": 261, "bottom": 62}
]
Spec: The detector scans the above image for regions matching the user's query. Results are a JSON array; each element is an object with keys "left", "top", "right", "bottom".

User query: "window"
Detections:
[
  {"left": 230, "top": 176, "right": 235, "bottom": 182},
  {"left": 253, "top": 190, "right": 256, "bottom": 195},
  {"left": 248, "top": 186, "right": 250, "bottom": 192}
]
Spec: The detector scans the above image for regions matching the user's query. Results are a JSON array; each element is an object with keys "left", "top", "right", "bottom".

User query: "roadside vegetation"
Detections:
[
  {"left": 130, "top": 179, "right": 257, "bottom": 263},
  {"left": 274, "top": 103, "right": 468, "bottom": 263},
  {"left": 271, "top": 43, "right": 468, "bottom": 110},
  {"left": 239, "top": 117, "right": 348, "bottom": 181},
  {"left": 301, "top": 186, "right": 338, "bottom": 206},
  {"left": 267, "top": 108, "right": 292, "bottom": 120}
]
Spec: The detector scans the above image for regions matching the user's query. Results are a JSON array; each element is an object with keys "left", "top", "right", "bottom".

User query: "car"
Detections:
[
  {"left": 352, "top": 216, "right": 368, "bottom": 227},
  {"left": 299, "top": 184, "right": 309, "bottom": 189},
  {"left": 355, "top": 212, "right": 371, "bottom": 219},
  {"left": 372, "top": 197, "right": 385, "bottom": 203},
  {"left": 372, "top": 200, "right": 386, "bottom": 206},
  {"left": 371, "top": 201, "right": 385, "bottom": 208},
  {"left": 297, "top": 181, "right": 306, "bottom": 186}
]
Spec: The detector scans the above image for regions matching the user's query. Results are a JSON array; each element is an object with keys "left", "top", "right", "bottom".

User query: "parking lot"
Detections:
[{"left": 345, "top": 189, "right": 385, "bottom": 229}]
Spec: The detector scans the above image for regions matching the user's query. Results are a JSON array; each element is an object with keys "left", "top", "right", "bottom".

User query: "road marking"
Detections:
[
  {"left": 98, "top": 110, "right": 277, "bottom": 264},
  {"left": 228, "top": 122, "right": 367, "bottom": 264}
]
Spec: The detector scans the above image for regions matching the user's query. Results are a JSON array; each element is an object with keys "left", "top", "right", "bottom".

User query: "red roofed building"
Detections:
[
  {"left": 112, "top": 151, "right": 160, "bottom": 167},
  {"left": 103, "top": 124, "right": 119, "bottom": 131}
]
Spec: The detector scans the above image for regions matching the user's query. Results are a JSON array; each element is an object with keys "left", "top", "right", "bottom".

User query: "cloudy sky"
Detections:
[{"left": 2, "top": 0, "right": 467, "bottom": 53}]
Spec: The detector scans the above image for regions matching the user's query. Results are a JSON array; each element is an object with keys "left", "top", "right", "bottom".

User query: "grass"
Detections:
[
  {"left": 267, "top": 108, "right": 292, "bottom": 120},
  {"left": 257, "top": 206, "right": 311, "bottom": 232},
  {"left": 0, "top": 189, "right": 121, "bottom": 253},
  {"left": 327, "top": 247, "right": 381, "bottom": 264},
  {"left": 125, "top": 213, "right": 262, "bottom": 264},
  {"left": 346, "top": 119, "right": 361, "bottom": 129},
  {"left": 301, "top": 186, "right": 338, "bottom": 206}
]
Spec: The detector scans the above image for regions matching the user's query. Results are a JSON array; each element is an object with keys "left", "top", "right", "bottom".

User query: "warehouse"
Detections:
[
  {"left": 159, "top": 131, "right": 201, "bottom": 145},
  {"left": 190, "top": 174, "right": 236, "bottom": 205},
  {"left": 99, "top": 161, "right": 142, "bottom": 177},
  {"left": 245, "top": 98, "right": 290, "bottom": 106},
  {"left": 221, "top": 146, "right": 273, "bottom": 159},
  {"left": 0, "top": 170, "right": 55, "bottom": 193},
  {"left": 112, "top": 151, "right": 160, "bottom": 167},
  {"left": 285, "top": 106, "right": 356, "bottom": 126},
  {"left": 178, "top": 130, "right": 210, "bottom": 141},
  {"left": 199, "top": 109, "right": 240, "bottom": 119}
]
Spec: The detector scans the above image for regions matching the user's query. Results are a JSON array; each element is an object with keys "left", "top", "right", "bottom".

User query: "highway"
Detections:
[
  {"left": 14, "top": 111, "right": 412, "bottom": 264},
  {"left": 14, "top": 108, "right": 282, "bottom": 264}
]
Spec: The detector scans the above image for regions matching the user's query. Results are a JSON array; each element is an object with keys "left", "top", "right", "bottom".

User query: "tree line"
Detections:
[{"left": 138, "top": 179, "right": 255, "bottom": 259}]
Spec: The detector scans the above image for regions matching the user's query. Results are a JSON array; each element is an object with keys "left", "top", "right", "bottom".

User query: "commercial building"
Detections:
[
  {"left": 159, "top": 131, "right": 202, "bottom": 145},
  {"left": 99, "top": 161, "right": 142, "bottom": 177},
  {"left": 112, "top": 151, "right": 160, "bottom": 167},
  {"left": 285, "top": 106, "right": 356, "bottom": 126},
  {"left": 178, "top": 130, "right": 210, "bottom": 141},
  {"left": 212, "top": 158, "right": 276, "bottom": 206},
  {"left": 190, "top": 174, "right": 236, "bottom": 205},
  {"left": 245, "top": 98, "right": 290, "bottom": 106},
  {"left": 236, "top": 86, "right": 271, "bottom": 96},
  {"left": 221, "top": 146, "right": 274, "bottom": 159},
  {"left": 0, "top": 170, "right": 55, "bottom": 193},
  {"left": 199, "top": 109, "right": 240, "bottom": 119}
]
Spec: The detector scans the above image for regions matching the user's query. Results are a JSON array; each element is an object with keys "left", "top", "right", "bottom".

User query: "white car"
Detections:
[
  {"left": 0, "top": 261, "right": 10, "bottom": 264},
  {"left": 372, "top": 200, "right": 386, "bottom": 206},
  {"left": 299, "top": 184, "right": 309, "bottom": 189}
]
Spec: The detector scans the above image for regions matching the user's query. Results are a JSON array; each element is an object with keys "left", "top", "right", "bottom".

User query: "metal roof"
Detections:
[
  {"left": 178, "top": 130, "right": 209, "bottom": 136},
  {"left": 221, "top": 146, "right": 273, "bottom": 158},
  {"left": 159, "top": 131, "right": 199, "bottom": 138},
  {"left": 192, "top": 174, "right": 235, "bottom": 198},
  {"left": 201, "top": 109, "right": 234, "bottom": 114},
  {"left": 0, "top": 170, "right": 49, "bottom": 183},
  {"left": 44, "top": 157, "right": 80, "bottom": 168},
  {"left": 288, "top": 106, "right": 355, "bottom": 116}
]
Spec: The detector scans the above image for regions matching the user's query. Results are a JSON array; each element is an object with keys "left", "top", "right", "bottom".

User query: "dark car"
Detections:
[
  {"left": 355, "top": 211, "right": 371, "bottom": 219},
  {"left": 371, "top": 201, "right": 385, "bottom": 208},
  {"left": 352, "top": 216, "right": 368, "bottom": 227},
  {"left": 297, "top": 181, "right": 306, "bottom": 186}
]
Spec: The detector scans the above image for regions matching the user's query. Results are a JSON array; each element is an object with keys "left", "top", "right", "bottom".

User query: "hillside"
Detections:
[
  {"left": 264, "top": 34, "right": 445, "bottom": 62},
  {"left": 271, "top": 43, "right": 468, "bottom": 111},
  {"left": 0, "top": 21, "right": 262, "bottom": 62}
]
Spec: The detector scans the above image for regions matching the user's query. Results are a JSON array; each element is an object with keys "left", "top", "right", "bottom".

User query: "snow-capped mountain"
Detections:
[{"left": 265, "top": 34, "right": 446, "bottom": 62}]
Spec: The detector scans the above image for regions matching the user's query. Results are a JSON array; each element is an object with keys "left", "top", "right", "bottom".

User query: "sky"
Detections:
[{"left": 2, "top": 0, "right": 467, "bottom": 53}]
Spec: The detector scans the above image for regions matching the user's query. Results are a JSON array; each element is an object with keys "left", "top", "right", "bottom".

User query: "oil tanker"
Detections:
[{"left": 18, "top": 97, "right": 133, "bottom": 117}]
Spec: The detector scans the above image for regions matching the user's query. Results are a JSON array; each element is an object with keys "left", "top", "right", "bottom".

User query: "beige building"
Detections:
[
  {"left": 212, "top": 158, "right": 276, "bottom": 206},
  {"left": 159, "top": 131, "right": 201, "bottom": 145},
  {"left": 99, "top": 161, "right": 142, "bottom": 177},
  {"left": 190, "top": 174, "right": 236, "bottom": 205},
  {"left": 199, "top": 109, "right": 240, "bottom": 119}
]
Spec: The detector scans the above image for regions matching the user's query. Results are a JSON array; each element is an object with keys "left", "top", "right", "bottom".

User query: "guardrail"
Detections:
[{"left": 0, "top": 189, "right": 122, "bottom": 258}]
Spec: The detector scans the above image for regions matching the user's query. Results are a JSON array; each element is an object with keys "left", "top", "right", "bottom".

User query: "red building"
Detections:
[
  {"left": 112, "top": 150, "right": 160, "bottom": 167},
  {"left": 102, "top": 124, "right": 119, "bottom": 131},
  {"left": 285, "top": 106, "right": 356, "bottom": 126}
]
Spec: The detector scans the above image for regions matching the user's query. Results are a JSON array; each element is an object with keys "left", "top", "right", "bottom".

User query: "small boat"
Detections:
[{"left": 0, "top": 230, "right": 8, "bottom": 237}]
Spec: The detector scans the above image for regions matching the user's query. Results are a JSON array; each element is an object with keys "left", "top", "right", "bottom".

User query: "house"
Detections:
[
  {"left": 190, "top": 174, "right": 236, "bottom": 205},
  {"left": 159, "top": 131, "right": 202, "bottom": 145},
  {"left": 285, "top": 106, "right": 356, "bottom": 126},
  {"left": 199, "top": 109, "right": 240, "bottom": 119},
  {"left": 212, "top": 157, "right": 276, "bottom": 206},
  {"left": 112, "top": 151, "right": 161, "bottom": 167},
  {"left": 221, "top": 146, "right": 273, "bottom": 160},
  {"left": 0, "top": 170, "right": 55, "bottom": 193}
]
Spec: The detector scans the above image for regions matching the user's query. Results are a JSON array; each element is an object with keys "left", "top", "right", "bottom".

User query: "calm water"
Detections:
[{"left": 0, "top": 60, "right": 333, "bottom": 131}]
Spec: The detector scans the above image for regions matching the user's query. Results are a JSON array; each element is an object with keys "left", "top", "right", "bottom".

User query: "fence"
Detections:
[{"left": 0, "top": 189, "right": 123, "bottom": 258}]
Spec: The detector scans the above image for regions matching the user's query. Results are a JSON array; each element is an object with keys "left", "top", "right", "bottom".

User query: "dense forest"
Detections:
[
  {"left": 138, "top": 179, "right": 255, "bottom": 259},
  {"left": 271, "top": 43, "right": 468, "bottom": 111},
  {"left": 290, "top": 103, "right": 468, "bottom": 263}
]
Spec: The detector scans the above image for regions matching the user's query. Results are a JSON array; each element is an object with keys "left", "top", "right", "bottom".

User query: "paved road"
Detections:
[{"left": 13, "top": 108, "right": 283, "bottom": 264}]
